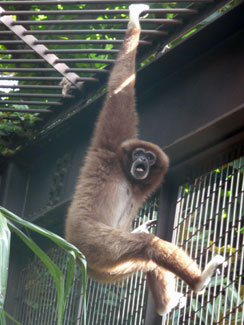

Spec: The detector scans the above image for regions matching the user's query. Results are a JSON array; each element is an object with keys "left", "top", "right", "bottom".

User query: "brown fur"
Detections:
[{"left": 65, "top": 6, "right": 224, "bottom": 315}]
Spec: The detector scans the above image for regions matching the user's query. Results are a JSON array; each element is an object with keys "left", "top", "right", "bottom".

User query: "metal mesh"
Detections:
[
  {"left": 14, "top": 247, "right": 83, "bottom": 324},
  {"left": 13, "top": 195, "right": 159, "bottom": 325},
  {"left": 163, "top": 156, "right": 244, "bottom": 325}
]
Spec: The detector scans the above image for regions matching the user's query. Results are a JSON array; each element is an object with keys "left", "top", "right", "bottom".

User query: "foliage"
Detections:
[
  {"left": 0, "top": 207, "right": 87, "bottom": 325},
  {"left": 0, "top": 211, "right": 11, "bottom": 325}
]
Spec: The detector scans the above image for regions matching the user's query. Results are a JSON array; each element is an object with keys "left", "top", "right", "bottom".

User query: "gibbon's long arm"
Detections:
[{"left": 91, "top": 5, "right": 149, "bottom": 152}]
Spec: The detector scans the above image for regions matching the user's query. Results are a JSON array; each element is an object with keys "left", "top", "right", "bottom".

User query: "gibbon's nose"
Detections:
[{"left": 138, "top": 156, "right": 147, "bottom": 163}]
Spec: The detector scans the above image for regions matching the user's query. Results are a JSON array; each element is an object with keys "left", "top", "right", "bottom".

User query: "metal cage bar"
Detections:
[{"left": 162, "top": 155, "right": 244, "bottom": 325}]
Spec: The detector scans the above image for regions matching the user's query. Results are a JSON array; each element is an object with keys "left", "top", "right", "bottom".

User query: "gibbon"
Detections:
[{"left": 65, "top": 4, "right": 225, "bottom": 315}]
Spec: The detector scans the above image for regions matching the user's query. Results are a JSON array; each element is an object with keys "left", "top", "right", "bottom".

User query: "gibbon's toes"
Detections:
[
  {"left": 216, "top": 259, "right": 228, "bottom": 274},
  {"left": 178, "top": 294, "right": 187, "bottom": 309},
  {"left": 157, "top": 292, "right": 186, "bottom": 315},
  {"left": 195, "top": 255, "right": 226, "bottom": 294}
]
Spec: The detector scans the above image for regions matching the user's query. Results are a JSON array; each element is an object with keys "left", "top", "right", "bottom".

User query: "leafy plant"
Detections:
[
  {"left": 0, "top": 211, "right": 11, "bottom": 325},
  {"left": 0, "top": 207, "right": 87, "bottom": 325}
]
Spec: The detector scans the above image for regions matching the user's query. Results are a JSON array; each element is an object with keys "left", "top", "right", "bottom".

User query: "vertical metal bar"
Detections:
[
  {"left": 218, "top": 164, "right": 232, "bottom": 322},
  {"left": 209, "top": 166, "right": 224, "bottom": 324},
  {"left": 104, "top": 283, "right": 113, "bottom": 324},
  {"left": 108, "top": 283, "right": 118, "bottom": 324},
  {"left": 226, "top": 159, "right": 240, "bottom": 325},
  {"left": 93, "top": 282, "right": 103, "bottom": 324},
  {"left": 127, "top": 276, "right": 135, "bottom": 325},
  {"left": 15, "top": 266, "right": 26, "bottom": 322},
  {"left": 204, "top": 170, "right": 217, "bottom": 325},
  {"left": 169, "top": 185, "right": 186, "bottom": 325},
  {"left": 86, "top": 279, "right": 95, "bottom": 323},
  {"left": 145, "top": 178, "right": 180, "bottom": 325},
  {"left": 194, "top": 175, "right": 208, "bottom": 324},
  {"left": 120, "top": 277, "right": 130, "bottom": 324},
  {"left": 184, "top": 179, "right": 201, "bottom": 323},
  {"left": 234, "top": 160, "right": 244, "bottom": 324},
  {"left": 117, "top": 282, "right": 125, "bottom": 324},
  {"left": 130, "top": 272, "right": 138, "bottom": 324},
  {"left": 91, "top": 280, "right": 102, "bottom": 325},
  {"left": 134, "top": 273, "right": 144, "bottom": 325}
]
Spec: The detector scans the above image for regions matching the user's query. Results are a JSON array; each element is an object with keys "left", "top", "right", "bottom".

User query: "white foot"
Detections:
[
  {"left": 195, "top": 255, "right": 227, "bottom": 293},
  {"left": 128, "top": 4, "right": 149, "bottom": 28},
  {"left": 178, "top": 294, "right": 187, "bottom": 309},
  {"left": 158, "top": 292, "right": 186, "bottom": 315}
]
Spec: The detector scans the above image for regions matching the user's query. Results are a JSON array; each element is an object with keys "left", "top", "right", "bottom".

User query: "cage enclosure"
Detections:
[{"left": 0, "top": 1, "right": 244, "bottom": 324}]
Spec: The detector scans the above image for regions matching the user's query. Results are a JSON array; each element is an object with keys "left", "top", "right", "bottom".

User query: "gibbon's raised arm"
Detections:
[
  {"left": 91, "top": 5, "right": 149, "bottom": 152},
  {"left": 66, "top": 4, "right": 226, "bottom": 317}
]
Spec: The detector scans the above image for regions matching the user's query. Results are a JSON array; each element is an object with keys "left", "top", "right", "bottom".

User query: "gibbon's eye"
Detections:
[
  {"left": 146, "top": 151, "right": 156, "bottom": 166},
  {"left": 132, "top": 148, "right": 145, "bottom": 160}
]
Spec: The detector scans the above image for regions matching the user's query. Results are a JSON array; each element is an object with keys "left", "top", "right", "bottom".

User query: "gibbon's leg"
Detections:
[
  {"left": 147, "top": 268, "right": 186, "bottom": 315},
  {"left": 132, "top": 222, "right": 186, "bottom": 315},
  {"left": 73, "top": 219, "right": 225, "bottom": 295},
  {"left": 133, "top": 220, "right": 186, "bottom": 315},
  {"left": 91, "top": 4, "right": 149, "bottom": 151}
]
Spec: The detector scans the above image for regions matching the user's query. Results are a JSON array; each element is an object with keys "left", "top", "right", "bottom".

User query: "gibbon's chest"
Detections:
[{"left": 102, "top": 179, "right": 136, "bottom": 230}]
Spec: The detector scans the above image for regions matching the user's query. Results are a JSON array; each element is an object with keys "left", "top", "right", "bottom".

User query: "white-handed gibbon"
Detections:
[{"left": 66, "top": 4, "right": 226, "bottom": 315}]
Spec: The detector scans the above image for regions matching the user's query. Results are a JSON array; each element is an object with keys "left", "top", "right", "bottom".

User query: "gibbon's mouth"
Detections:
[
  {"left": 131, "top": 159, "right": 149, "bottom": 180},
  {"left": 136, "top": 163, "right": 146, "bottom": 172}
]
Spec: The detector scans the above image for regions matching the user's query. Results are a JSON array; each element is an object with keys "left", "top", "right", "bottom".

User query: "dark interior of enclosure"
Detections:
[{"left": 1, "top": 1, "right": 244, "bottom": 325}]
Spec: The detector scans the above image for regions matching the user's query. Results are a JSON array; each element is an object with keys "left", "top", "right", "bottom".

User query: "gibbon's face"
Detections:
[
  {"left": 119, "top": 139, "right": 169, "bottom": 183},
  {"left": 131, "top": 148, "right": 156, "bottom": 180}
]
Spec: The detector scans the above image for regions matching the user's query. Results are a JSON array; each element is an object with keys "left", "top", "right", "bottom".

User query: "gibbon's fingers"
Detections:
[
  {"left": 128, "top": 4, "right": 150, "bottom": 28},
  {"left": 132, "top": 219, "right": 157, "bottom": 234}
]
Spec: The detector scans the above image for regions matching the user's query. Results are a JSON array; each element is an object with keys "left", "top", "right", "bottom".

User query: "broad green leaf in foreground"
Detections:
[
  {"left": 0, "top": 211, "right": 11, "bottom": 325},
  {"left": 0, "top": 207, "right": 87, "bottom": 325}
]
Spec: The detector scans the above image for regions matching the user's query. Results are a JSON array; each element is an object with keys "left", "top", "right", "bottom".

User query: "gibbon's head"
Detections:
[{"left": 118, "top": 139, "right": 169, "bottom": 183}]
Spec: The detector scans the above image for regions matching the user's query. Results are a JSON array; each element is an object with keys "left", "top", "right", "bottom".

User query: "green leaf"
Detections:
[
  {"left": 8, "top": 222, "right": 66, "bottom": 324},
  {"left": 0, "top": 207, "right": 86, "bottom": 266},
  {"left": 3, "top": 310, "right": 22, "bottom": 325},
  {"left": 0, "top": 212, "right": 11, "bottom": 325},
  {"left": 0, "top": 207, "right": 87, "bottom": 325}
]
